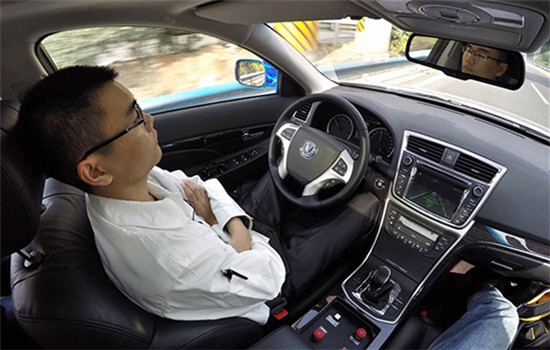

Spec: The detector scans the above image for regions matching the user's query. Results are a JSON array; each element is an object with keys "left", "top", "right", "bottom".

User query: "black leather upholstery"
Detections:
[
  {"left": 11, "top": 178, "right": 264, "bottom": 348},
  {"left": 1, "top": 102, "right": 45, "bottom": 257},
  {"left": 248, "top": 325, "right": 314, "bottom": 349}
]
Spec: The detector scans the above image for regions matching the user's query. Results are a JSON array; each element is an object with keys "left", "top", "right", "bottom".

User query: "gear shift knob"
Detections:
[{"left": 369, "top": 266, "right": 391, "bottom": 292}]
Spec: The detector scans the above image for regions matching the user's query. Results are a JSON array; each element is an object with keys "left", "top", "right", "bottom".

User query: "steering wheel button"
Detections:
[
  {"left": 333, "top": 165, "right": 345, "bottom": 176},
  {"left": 337, "top": 159, "right": 348, "bottom": 170}
]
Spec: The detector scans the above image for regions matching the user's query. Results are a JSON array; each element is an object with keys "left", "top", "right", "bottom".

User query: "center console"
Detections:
[
  {"left": 252, "top": 131, "right": 507, "bottom": 349},
  {"left": 342, "top": 131, "right": 506, "bottom": 326}
]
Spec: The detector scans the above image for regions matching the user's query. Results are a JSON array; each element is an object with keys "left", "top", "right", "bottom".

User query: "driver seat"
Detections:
[{"left": 4, "top": 103, "right": 263, "bottom": 348}]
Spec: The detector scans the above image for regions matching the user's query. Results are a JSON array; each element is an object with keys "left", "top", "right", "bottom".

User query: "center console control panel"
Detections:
[
  {"left": 385, "top": 203, "right": 456, "bottom": 260},
  {"left": 297, "top": 298, "right": 379, "bottom": 349}
]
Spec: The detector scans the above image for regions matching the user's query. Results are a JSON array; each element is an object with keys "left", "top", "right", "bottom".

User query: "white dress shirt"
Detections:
[{"left": 86, "top": 167, "right": 286, "bottom": 325}]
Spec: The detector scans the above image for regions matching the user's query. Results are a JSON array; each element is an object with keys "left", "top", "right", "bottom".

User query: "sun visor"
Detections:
[{"left": 195, "top": 0, "right": 378, "bottom": 24}]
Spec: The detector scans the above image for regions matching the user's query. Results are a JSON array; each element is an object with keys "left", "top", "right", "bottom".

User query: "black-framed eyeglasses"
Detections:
[
  {"left": 80, "top": 102, "right": 146, "bottom": 162},
  {"left": 462, "top": 45, "right": 505, "bottom": 63}
]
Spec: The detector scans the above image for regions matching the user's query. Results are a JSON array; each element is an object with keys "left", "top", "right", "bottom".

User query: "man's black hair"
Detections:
[{"left": 14, "top": 66, "right": 119, "bottom": 192}]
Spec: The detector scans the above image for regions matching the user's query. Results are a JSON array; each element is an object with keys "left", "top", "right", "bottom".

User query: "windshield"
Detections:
[{"left": 270, "top": 18, "right": 550, "bottom": 133}]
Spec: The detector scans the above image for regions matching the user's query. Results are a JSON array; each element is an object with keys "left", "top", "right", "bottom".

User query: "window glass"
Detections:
[{"left": 41, "top": 27, "right": 278, "bottom": 113}]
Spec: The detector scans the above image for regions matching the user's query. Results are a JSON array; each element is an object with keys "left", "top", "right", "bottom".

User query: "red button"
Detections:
[
  {"left": 313, "top": 328, "right": 325, "bottom": 341},
  {"left": 354, "top": 328, "right": 367, "bottom": 341}
]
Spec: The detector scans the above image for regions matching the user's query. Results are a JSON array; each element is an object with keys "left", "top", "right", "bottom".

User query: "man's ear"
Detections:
[
  {"left": 77, "top": 158, "right": 113, "bottom": 187},
  {"left": 496, "top": 62, "right": 509, "bottom": 77}
]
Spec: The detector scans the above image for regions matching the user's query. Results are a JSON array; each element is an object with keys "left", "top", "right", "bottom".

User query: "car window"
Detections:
[{"left": 40, "top": 27, "right": 278, "bottom": 114}]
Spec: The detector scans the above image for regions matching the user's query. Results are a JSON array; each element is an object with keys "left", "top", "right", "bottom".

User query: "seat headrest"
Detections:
[
  {"left": 1, "top": 102, "right": 20, "bottom": 133},
  {"left": 1, "top": 116, "right": 45, "bottom": 257}
]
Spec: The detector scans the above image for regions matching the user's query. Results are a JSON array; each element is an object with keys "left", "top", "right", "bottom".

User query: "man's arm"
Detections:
[
  {"left": 182, "top": 181, "right": 251, "bottom": 252},
  {"left": 225, "top": 217, "right": 252, "bottom": 253},
  {"left": 161, "top": 167, "right": 252, "bottom": 231}
]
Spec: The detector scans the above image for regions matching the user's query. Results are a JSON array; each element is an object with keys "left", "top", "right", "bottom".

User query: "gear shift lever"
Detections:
[
  {"left": 350, "top": 265, "right": 401, "bottom": 315},
  {"left": 352, "top": 265, "right": 393, "bottom": 302},
  {"left": 367, "top": 266, "right": 391, "bottom": 294}
]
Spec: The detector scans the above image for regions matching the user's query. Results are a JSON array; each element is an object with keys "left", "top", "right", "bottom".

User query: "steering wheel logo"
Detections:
[{"left": 299, "top": 140, "right": 319, "bottom": 160}]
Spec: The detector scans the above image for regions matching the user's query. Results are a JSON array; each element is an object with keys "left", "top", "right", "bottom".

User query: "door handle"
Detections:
[{"left": 241, "top": 130, "right": 264, "bottom": 142}]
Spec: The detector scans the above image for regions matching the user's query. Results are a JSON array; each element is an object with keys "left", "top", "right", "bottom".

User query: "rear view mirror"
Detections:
[{"left": 406, "top": 34, "right": 525, "bottom": 90}]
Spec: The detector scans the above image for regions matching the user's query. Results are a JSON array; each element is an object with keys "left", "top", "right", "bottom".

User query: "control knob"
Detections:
[{"left": 472, "top": 186, "right": 484, "bottom": 197}]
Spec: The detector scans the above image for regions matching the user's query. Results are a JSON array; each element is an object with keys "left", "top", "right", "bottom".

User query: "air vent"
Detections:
[
  {"left": 454, "top": 153, "right": 498, "bottom": 182},
  {"left": 292, "top": 102, "right": 313, "bottom": 123},
  {"left": 407, "top": 136, "right": 445, "bottom": 163}
]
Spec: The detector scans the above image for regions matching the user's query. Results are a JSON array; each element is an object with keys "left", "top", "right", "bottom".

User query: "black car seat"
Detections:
[
  {"left": 1, "top": 101, "right": 45, "bottom": 349},
  {"left": 2, "top": 102, "right": 263, "bottom": 348}
]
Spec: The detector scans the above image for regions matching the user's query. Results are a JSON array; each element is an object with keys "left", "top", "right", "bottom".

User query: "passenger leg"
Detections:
[{"left": 427, "top": 287, "right": 519, "bottom": 350}]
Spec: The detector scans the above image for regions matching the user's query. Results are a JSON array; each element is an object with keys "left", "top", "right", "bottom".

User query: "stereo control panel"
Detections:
[{"left": 385, "top": 203, "right": 456, "bottom": 260}]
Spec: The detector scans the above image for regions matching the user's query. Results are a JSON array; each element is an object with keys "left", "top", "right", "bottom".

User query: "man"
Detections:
[
  {"left": 14, "top": 66, "right": 378, "bottom": 325},
  {"left": 461, "top": 43, "right": 509, "bottom": 80}
]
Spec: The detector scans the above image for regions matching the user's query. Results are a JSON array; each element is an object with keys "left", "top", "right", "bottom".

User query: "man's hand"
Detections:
[
  {"left": 181, "top": 180, "right": 218, "bottom": 226},
  {"left": 226, "top": 217, "right": 252, "bottom": 253}
]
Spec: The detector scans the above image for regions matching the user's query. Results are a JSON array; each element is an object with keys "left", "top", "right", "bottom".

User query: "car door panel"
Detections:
[{"left": 154, "top": 94, "right": 298, "bottom": 186}]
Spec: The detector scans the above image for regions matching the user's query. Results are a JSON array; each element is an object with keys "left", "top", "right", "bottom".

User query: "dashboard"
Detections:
[
  {"left": 309, "top": 102, "right": 395, "bottom": 162},
  {"left": 328, "top": 85, "right": 549, "bottom": 242},
  {"left": 300, "top": 85, "right": 549, "bottom": 285}
]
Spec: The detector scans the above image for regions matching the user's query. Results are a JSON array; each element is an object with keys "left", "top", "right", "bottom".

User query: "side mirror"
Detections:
[
  {"left": 406, "top": 34, "right": 525, "bottom": 90},
  {"left": 235, "top": 59, "right": 277, "bottom": 88}
]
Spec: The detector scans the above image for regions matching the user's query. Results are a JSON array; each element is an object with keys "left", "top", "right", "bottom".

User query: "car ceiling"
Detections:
[
  {"left": 1, "top": 0, "right": 549, "bottom": 101},
  {"left": 2, "top": 0, "right": 548, "bottom": 50},
  {"left": 195, "top": 0, "right": 549, "bottom": 52}
]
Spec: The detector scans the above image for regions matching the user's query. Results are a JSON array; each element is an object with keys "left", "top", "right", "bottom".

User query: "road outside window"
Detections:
[{"left": 41, "top": 27, "right": 278, "bottom": 113}]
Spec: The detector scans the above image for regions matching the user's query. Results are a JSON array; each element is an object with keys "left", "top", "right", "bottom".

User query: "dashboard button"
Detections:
[
  {"left": 375, "top": 178, "right": 387, "bottom": 190},
  {"left": 354, "top": 328, "right": 367, "bottom": 341},
  {"left": 313, "top": 328, "right": 325, "bottom": 342}
]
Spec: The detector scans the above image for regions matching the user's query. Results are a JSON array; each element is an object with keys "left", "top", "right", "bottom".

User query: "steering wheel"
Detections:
[{"left": 268, "top": 94, "right": 369, "bottom": 209}]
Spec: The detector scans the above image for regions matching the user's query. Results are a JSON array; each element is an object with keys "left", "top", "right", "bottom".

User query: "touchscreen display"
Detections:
[{"left": 405, "top": 165, "right": 467, "bottom": 219}]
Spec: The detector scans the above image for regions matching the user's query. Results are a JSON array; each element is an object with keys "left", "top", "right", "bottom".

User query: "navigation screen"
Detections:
[{"left": 405, "top": 165, "right": 467, "bottom": 219}]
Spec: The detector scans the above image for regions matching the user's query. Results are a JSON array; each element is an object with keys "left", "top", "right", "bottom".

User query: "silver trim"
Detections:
[
  {"left": 275, "top": 122, "right": 300, "bottom": 179},
  {"left": 483, "top": 241, "right": 550, "bottom": 264},
  {"left": 302, "top": 149, "right": 354, "bottom": 196},
  {"left": 342, "top": 194, "right": 474, "bottom": 324},
  {"left": 369, "top": 127, "right": 395, "bottom": 158},
  {"left": 326, "top": 113, "right": 354, "bottom": 140},
  {"left": 291, "top": 101, "right": 319, "bottom": 125},
  {"left": 394, "top": 130, "right": 507, "bottom": 229}
]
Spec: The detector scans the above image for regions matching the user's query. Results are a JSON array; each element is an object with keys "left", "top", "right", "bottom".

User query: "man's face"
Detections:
[
  {"left": 95, "top": 81, "right": 162, "bottom": 185},
  {"left": 462, "top": 44, "right": 509, "bottom": 80}
]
